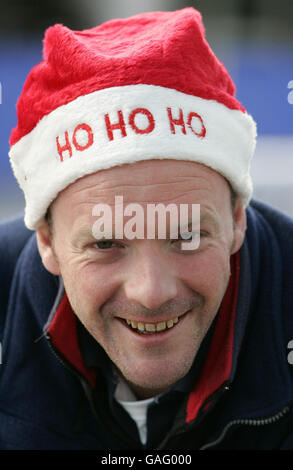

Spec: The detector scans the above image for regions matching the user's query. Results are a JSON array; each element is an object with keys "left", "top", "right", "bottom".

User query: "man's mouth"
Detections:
[{"left": 122, "top": 316, "right": 179, "bottom": 334}]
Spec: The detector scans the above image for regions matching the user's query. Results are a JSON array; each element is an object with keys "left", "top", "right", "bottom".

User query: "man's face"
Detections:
[{"left": 37, "top": 160, "right": 246, "bottom": 398}]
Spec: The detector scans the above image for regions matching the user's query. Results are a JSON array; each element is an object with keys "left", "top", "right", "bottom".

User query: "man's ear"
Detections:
[
  {"left": 36, "top": 222, "right": 61, "bottom": 275},
  {"left": 231, "top": 200, "right": 247, "bottom": 255}
]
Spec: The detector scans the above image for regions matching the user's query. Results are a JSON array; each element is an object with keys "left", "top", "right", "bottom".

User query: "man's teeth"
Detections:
[{"left": 125, "top": 317, "right": 179, "bottom": 334}]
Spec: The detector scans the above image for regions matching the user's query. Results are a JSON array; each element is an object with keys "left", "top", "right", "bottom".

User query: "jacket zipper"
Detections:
[
  {"left": 44, "top": 331, "right": 141, "bottom": 448},
  {"left": 45, "top": 332, "right": 79, "bottom": 376},
  {"left": 44, "top": 331, "right": 101, "bottom": 412},
  {"left": 200, "top": 405, "right": 291, "bottom": 449},
  {"left": 157, "top": 381, "right": 231, "bottom": 449}
]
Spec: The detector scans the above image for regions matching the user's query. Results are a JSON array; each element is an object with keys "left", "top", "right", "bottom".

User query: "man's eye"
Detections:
[
  {"left": 172, "top": 231, "right": 201, "bottom": 242},
  {"left": 94, "top": 240, "right": 116, "bottom": 250},
  {"left": 180, "top": 232, "right": 193, "bottom": 241}
]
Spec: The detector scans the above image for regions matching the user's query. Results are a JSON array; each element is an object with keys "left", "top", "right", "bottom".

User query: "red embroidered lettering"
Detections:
[
  {"left": 72, "top": 123, "right": 94, "bottom": 151},
  {"left": 105, "top": 110, "right": 127, "bottom": 141},
  {"left": 128, "top": 108, "right": 155, "bottom": 135},
  {"left": 56, "top": 131, "right": 72, "bottom": 162},
  {"left": 187, "top": 112, "right": 206, "bottom": 138},
  {"left": 167, "top": 107, "right": 186, "bottom": 135}
]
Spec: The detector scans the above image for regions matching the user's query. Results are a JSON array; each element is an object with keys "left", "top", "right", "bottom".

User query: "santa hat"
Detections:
[{"left": 9, "top": 7, "right": 257, "bottom": 230}]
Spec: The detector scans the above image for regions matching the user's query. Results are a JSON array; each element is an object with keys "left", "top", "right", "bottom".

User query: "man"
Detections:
[{"left": 0, "top": 7, "right": 293, "bottom": 450}]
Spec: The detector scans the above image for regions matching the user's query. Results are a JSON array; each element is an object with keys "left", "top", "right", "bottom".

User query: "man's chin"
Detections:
[
  {"left": 122, "top": 376, "right": 179, "bottom": 400},
  {"left": 115, "top": 358, "right": 194, "bottom": 399}
]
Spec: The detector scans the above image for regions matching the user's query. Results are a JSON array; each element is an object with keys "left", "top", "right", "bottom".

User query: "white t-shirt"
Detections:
[{"left": 114, "top": 374, "right": 157, "bottom": 445}]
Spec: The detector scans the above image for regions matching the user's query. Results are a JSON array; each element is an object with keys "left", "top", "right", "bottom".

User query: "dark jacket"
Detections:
[{"left": 0, "top": 200, "right": 293, "bottom": 450}]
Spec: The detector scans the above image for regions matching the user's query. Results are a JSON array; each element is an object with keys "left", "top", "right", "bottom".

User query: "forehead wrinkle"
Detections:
[
  {"left": 102, "top": 176, "right": 217, "bottom": 199},
  {"left": 96, "top": 174, "right": 214, "bottom": 190},
  {"left": 59, "top": 161, "right": 227, "bottom": 204},
  {"left": 67, "top": 166, "right": 219, "bottom": 192},
  {"left": 73, "top": 180, "right": 195, "bottom": 197},
  {"left": 70, "top": 185, "right": 214, "bottom": 208}
]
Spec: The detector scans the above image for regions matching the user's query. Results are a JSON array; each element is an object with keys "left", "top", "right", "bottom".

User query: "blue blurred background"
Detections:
[{"left": 0, "top": 0, "right": 292, "bottom": 222}]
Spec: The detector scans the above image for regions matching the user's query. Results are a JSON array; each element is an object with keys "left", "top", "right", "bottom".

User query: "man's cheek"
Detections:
[
  {"left": 63, "top": 267, "right": 113, "bottom": 313},
  {"left": 183, "top": 252, "right": 228, "bottom": 284}
]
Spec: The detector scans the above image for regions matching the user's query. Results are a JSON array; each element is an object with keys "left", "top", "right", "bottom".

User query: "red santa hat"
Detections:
[{"left": 9, "top": 7, "right": 257, "bottom": 229}]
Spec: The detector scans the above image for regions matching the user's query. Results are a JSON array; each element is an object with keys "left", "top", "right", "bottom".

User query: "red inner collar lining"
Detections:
[
  {"left": 46, "top": 296, "right": 96, "bottom": 389},
  {"left": 46, "top": 252, "right": 240, "bottom": 421},
  {"left": 186, "top": 251, "right": 240, "bottom": 422}
]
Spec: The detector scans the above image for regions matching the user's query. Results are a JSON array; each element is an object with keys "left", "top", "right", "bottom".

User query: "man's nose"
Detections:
[{"left": 123, "top": 244, "right": 178, "bottom": 310}]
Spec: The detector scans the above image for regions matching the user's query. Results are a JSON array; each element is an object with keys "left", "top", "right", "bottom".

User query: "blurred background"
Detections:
[{"left": 0, "top": 0, "right": 292, "bottom": 222}]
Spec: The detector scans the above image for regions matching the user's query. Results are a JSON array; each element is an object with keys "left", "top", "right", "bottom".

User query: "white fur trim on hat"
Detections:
[{"left": 9, "top": 84, "right": 257, "bottom": 229}]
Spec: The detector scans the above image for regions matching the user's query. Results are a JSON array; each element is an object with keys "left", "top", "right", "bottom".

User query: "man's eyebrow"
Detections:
[
  {"left": 71, "top": 226, "right": 113, "bottom": 244},
  {"left": 199, "top": 213, "right": 220, "bottom": 228},
  {"left": 164, "top": 211, "right": 221, "bottom": 238},
  {"left": 178, "top": 212, "right": 219, "bottom": 229}
]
